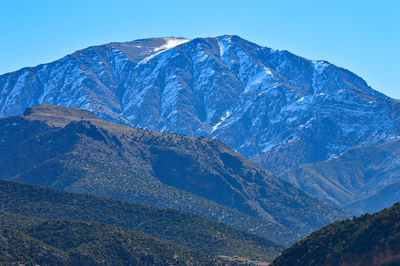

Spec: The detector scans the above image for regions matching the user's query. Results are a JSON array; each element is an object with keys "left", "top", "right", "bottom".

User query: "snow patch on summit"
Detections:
[{"left": 137, "top": 38, "right": 190, "bottom": 65}]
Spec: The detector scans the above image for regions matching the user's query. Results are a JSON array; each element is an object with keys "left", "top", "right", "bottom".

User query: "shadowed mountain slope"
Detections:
[{"left": 281, "top": 140, "right": 400, "bottom": 215}]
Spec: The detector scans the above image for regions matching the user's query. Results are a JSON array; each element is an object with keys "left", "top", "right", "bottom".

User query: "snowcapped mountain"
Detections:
[{"left": 1, "top": 35, "right": 399, "bottom": 175}]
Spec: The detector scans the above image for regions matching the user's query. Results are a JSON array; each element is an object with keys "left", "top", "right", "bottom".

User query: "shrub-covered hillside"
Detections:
[
  {"left": 273, "top": 202, "right": 400, "bottom": 266},
  {"left": 0, "top": 211, "right": 219, "bottom": 265},
  {"left": 0, "top": 179, "right": 283, "bottom": 262}
]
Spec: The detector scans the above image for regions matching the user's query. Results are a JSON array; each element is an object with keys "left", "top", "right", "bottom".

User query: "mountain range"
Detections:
[
  {"left": 0, "top": 104, "right": 349, "bottom": 245},
  {"left": 1, "top": 34, "right": 400, "bottom": 264},
  {"left": 1, "top": 35, "right": 399, "bottom": 214}
]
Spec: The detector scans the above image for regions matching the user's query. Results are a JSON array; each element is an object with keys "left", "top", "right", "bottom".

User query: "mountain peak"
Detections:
[
  {"left": 130, "top": 37, "right": 191, "bottom": 50},
  {"left": 102, "top": 37, "right": 190, "bottom": 64}
]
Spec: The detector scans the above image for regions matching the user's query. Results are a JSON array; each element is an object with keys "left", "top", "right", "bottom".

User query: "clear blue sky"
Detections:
[{"left": 1, "top": 0, "right": 399, "bottom": 98}]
